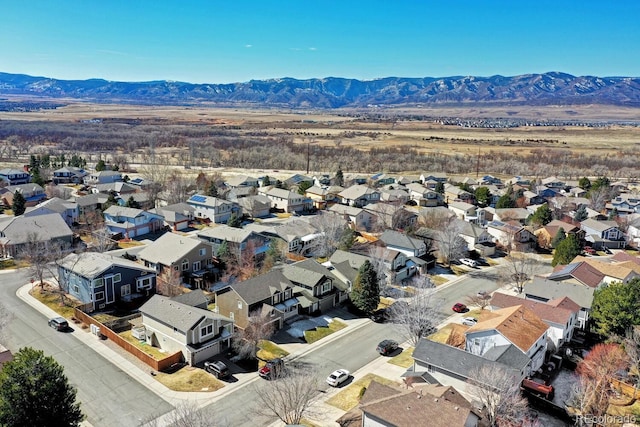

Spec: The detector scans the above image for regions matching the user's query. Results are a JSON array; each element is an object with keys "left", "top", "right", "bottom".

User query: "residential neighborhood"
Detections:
[{"left": 3, "top": 160, "right": 640, "bottom": 427}]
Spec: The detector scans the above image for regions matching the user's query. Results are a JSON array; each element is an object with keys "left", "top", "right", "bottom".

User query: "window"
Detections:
[
  {"left": 182, "top": 259, "right": 189, "bottom": 271},
  {"left": 94, "top": 291, "right": 104, "bottom": 301},
  {"left": 73, "top": 285, "right": 79, "bottom": 293},
  {"left": 285, "top": 289, "right": 292, "bottom": 299},
  {"left": 121, "top": 284, "right": 131, "bottom": 297},
  {"left": 273, "top": 293, "right": 281, "bottom": 304},
  {"left": 321, "top": 281, "right": 332, "bottom": 294},
  {"left": 112, "top": 273, "right": 121, "bottom": 283},
  {"left": 427, "top": 364, "right": 435, "bottom": 373},
  {"left": 193, "top": 261, "right": 201, "bottom": 271},
  {"left": 229, "top": 312, "right": 234, "bottom": 320},
  {"left": 237, "top": 301, "right": 243, "bottom": 310},
  {"left": 199, "top": 248, "right": 206, "bottom": 256},
  {"left": 200, "top": 324, "right": 214, "bottom": 338},
  {"left": 137, "top": 276, "right": 153, "bottom": 291},
  {"left": 92, "top": 278, "right": 103, "bottom": 288}
]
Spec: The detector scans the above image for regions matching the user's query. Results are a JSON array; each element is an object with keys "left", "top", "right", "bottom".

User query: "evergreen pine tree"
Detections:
[
  {"left": 350, "top": 261, "right": 379, "bottom": 315},
  {"left": 12, "top": 191, "right": 26, "bottom": 216}
]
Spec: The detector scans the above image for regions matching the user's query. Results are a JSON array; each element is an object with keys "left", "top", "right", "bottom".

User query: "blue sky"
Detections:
[{"left": 1, "top": 1, "right": 638, "bottom": 84}]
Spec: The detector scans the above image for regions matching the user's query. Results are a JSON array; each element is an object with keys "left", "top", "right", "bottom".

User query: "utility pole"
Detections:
[{"left": 475, "top": 145, "right": 481, "bottom": 178}]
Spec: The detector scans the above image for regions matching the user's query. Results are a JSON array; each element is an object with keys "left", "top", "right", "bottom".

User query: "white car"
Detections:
[
  {"left": 326, "top": 369, "right": 350, "bottom": 387},
  {"left": 462, "top": 317, "right": 478, "bottom": 326},
  {"left": 460, "top": 258, "right": 477, "bottom": 267}
]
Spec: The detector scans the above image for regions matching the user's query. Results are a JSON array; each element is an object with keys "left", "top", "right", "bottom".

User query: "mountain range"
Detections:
[{"left": 1, "top": 71, "right": 639, "bottom": 108}]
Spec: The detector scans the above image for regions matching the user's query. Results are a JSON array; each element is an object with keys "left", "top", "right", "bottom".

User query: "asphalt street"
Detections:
[{"left": 0, "top": 269, "right": 173, "bottom": 427}]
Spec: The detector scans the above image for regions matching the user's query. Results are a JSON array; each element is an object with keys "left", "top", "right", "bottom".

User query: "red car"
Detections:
[{"left": 452, "top": 303, "right": 467, "bottom": 313}]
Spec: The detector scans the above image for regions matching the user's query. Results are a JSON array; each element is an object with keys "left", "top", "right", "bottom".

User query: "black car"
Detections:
[
  {"left": 376, "top": 339, "right": 399, "bottom": 356},
  {"left": 370, "top": 309, "right": 387, "bottom": 323},
  {"left": 204, "top": 360, "right": 230, "bottom": 379}
]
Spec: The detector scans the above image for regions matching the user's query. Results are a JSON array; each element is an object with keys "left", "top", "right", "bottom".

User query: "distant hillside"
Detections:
[{"left": 1, "top": 71, "right": 639, "bottom": 108}]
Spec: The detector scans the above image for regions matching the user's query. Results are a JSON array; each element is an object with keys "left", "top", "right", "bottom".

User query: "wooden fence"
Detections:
[
  {"left": 611, "top": 378, "right": 639, "bottom": 399},
  {"left": 73, "top": 308, "right": 183, "bottom": 371}
]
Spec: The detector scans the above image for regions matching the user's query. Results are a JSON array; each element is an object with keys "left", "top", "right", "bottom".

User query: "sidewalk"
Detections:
[{"left": 15, "top": 283, "right": 375, "bottom": 425}]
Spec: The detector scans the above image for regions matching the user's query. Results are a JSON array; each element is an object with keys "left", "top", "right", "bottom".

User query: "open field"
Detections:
[{"left": 1, "top": 101, "right": 639, "bottom": 179}]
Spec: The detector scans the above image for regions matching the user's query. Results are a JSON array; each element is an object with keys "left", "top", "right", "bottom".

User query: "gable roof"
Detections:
[
  {"left": 379, "top": 229, "right": 425, "bottom": 251},
  {"left": 490, "top": 292, "right": 577, "bottom": 325},
  {"left": 138, "top": 233, "right": 205, "bottom": 265},
  {"left": 197, "top": 225, "right": 256, "bottom": 243},
  {"left": 171, "top": 289, "right": 210, "bottom": 307},
  {"left": 359, "top": 381, "right": 474, "bottom": 427},
  {"left": 140, "top": 294, "right": 231, "bottom": 333},
  {"left": 229, "top": 270, "right": 293, "bottom": 305},
  {"left": 548, "top": 262, "right": 605, "bottom": 288},
  {"left": 103, "top": 205, "right": 145, "bottom": 218},
  {"left": 581, "top": 218, "right": 619, "bottom": 232},
  {"left": 59, "top": 251, "right": 155, "bottom": 279},
  {"left": 412, "top": 339, "right": 528, "bottom": 382},
  {"left": 467, "top": 305, "right": 548, "bottom": 352},
  {"left": 576, "top": 257, "right": 636, "bottom": 281},
  {"left": 524, "top": 276, "right": 596, "bottom": 308},
  {"left": 0, "top": 213, "right": 72, "bottom": 244},
  {"left": 338, "top": 184, "right": 379, "bottom": 199}
]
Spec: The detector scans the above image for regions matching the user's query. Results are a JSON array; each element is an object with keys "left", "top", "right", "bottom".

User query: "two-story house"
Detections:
[
  {"left": 486, "top": 220, "right": 535, "bottom": 250},
  {"left": 580, "top": 218, "right": 626, "bottom": 249},
  {"left": 187, "top": 194, "right": 240, "bottom": 224},
  {"left": 149, "top": 202, "right": 195, "bottom": 231},
  {"left": 224, "top": 174, "right": 259, "bottom": 188},
  {"left": 2, "top": 183, "right": 46, "bottom": 206},
  {"left": 258, "top": 187, "right": 312, "bottom": 213},
  {"left": 196, "top": 225, "right": 269, "bottom": 260},
  {"left": 457, "top": 220, "right": 495, "bottom": 256},
  {"left": 236, "top": 195, "right": 271, "bottom": 219},
  {"left": 0, "top": 168, "right": 30, "bottom": 185},
  {"left": 379, "top": 229, "right": 427, "bottom": 258},
  {"left": 137, "top": 232, "right": 214, "bottom": 290},
  {"left": 103, "top": 206, "right": 164, "bottom": 238},
  {"left": 338, "top": 185, "right": 381, "bottom": 208},
  {"left": 443, "top": 184, "right": 474, "bottom": 204},
  {"left": 24, "top": 197, "right": 79, "bottom": 227},
  {"left": 84, "top": 170, "right": 123, "bottom": 186},
  {"left": 448, "top": 201, "right": 485, "bottom": 224},
  {"left": 0, "top": 213, "right": 73, "bottom": 258},
  {"left": 465, "top": 305, "right": 548, "bottom": 375},
  {"left": 58, "top": 251, "right": 156, "bottom": 311},
  {"left": 139, "top": 294, "right": 233, "bottom": 365},
  {"left": 490, "top": 292, "right": 579, "bottom": 351},
  {"left": 52, "top": 166, "right": 87, "bottom": 184},
  {"left": 328, "top": 204, "right": 374, "bottom": 231}
]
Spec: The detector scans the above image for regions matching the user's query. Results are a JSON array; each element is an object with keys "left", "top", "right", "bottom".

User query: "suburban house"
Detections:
[
  {"left": 486, "top": 220, "right": 535, "bottom": 250},
  {"left": 305, "top": 185, "right": 334, "bottom": 209},
  {"left": 187, "top": 194, "right": 240, "bottom": 224},
  {"left": 84, "top": 170, "right": 123, "bottom": 185},
  {"left": 524, "top": 277, "right": 596, "bottom": 329},
  {"left": 457, "top": 220, "right": 495, "bottom": 256},
  {"left": 420, "top": 173, "right": 448, "bottom": 185},
  {"left": 363, "top": 203, "right": 417, "bottom": 231},
  {"left": 0, "top": 168, "right": 30, "bottom": 185},
  {"left": 24, "top": 197, "right": 79, "bottom": 227},
  {"left": 2, "top": 183, "right": 46, "bottom": 206},
  {"left": 338, "top": 184, "right": 381, "bottom": 207},
  {"left": 150, "top": 203, "right": 195, "bottom": 231},
  {"left": 258, "top": 187, "right": 312, "bottom": 213},
  {"left": 328, "top": 204, "right": 374, "bottom": 231},
  {"left": 410, "top": 339, "right": 530, "bottom": 400},
  {"left": 58, "top": 251, "right": 157, "bottom": 311},
  {"left": 224, "top": 174, "right": 259, "bottom": 188},
  {"left": 490, "top": 292, "right": 579, "bottom": 352},
  {"left": 74, "top": 193, "right": 110, "bottom": 221},
  {"left": 0, "top": 213, "right": 74, "bottom": 258},
  {"left": 608, "top": 193, "right": 640, "bottom": 215},
  {"left": 568, "top": 257, "right": 640, "bottom": 285},
  {"left": 379, "top": 229, "right": 427, "bottom": 258},
  {"left": 580, "top": 218, "right": 626, "bottom": 249},
  {"left": 103, "top": 206, "right": 164, "bottom": 238},
  {"left": 137, "top": 232, "right": 213, "bottom": 290},
  {"left": 465, "top": 305, "right": 548, "bottom": 375},
  {"left": 343, "top": 380, "right": 481, "bottom": 427},
  {"left": 236, "top": 195, "right": 271, "bottom": 219},
  {"left": 246, "top": 219, "right": 322, "bottom": 256},
  {"left": 139, "top": 294, "right": 233, "bottom": 365},
  {"left": 93, "top": 181, "right": 137, "bottom": 196},
  {"left": 534, "top": 219, "right": 585, "bottom": 249},
  {"left": 448, "top": 201, "right": 485, "bottom": 224},
  {"left": 369, "top": 173, "right": 395, "bottom": 187},
  {"left": 215, "top": 269, "right": 297, "bottom": 330},
  {"left": 52, "top": 167, "right": 87, "bottom": 184},
  {"left": 443, "top": 184, "right": 474, "bottom": 204},
  {"left": 284, "top": 174, "right": 314, "bottom": 189},
  {"left": 281, "top": 259, "right": 350, "bottom": 312},
  {"left": 366, "top": 244, "right": 420, "bottom": 284},
  {"left": 493, "top": 208, "right": 531, "bottom": 225},
  {"left": 196, "top": 225, "right": 269, "bottom": 260},
  {"left": 379, "top": 186, "right": 410, "bottom": 204},
  {"left": 226, "top": 186, "right": 255, "bottom": 201}
]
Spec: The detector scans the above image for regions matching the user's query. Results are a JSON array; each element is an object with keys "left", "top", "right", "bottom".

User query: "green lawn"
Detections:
[{"left": 304, "top": 319, "right": 347, "bottom": 344}]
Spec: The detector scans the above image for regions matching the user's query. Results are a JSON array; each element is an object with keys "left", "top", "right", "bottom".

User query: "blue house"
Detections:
[
  {"left": 103, "top": 206, "right": 164, "bottom": 238},
  {"left": 58, "top": 252, "right": 157, "bottom": 311},
  {"left": 0, "top": 168, "right": 30, "bottom": 185}
]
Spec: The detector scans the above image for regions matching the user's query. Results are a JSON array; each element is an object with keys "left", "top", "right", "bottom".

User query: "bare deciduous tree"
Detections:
[
  {"left": 312, "top": 211, "right": 348, "bottom": 257},
  {"left": 500, "top": 250, "right": 540, "bottom": 293},
  {"left": 232, "top": 309, "right": 276, "bottom": 360},
  {"left": 164, "top": 170, "right": 194, "bottom": 206},
  {"left": 89, "top": 226, "right": 117, "bottom": 253},
  {"left": 588, "top": 187, "right": 611, "bottom": 212},
  {"left": 252, "top": 365, "right": 320, "bottom": 425},
  {"left": 19, "top": 232, "right": 51, "bottom": 288},
  {"left": 436, "top": 217, "right": 467, "bottom": 266},
  {"left": 387, "top": 286, "right": 442, "bottom": 346},
  {"left": 466, "top": 292, "right": 491, "bottom": 310},
  {"left": 467, "top": 364, "right": 531, "bottom": 427},
  {"left": 140, "top": 401, "right": 228, "bottom": 427},
  {"left": 157, "top": 267, "right": 184, "bottom": 297}
]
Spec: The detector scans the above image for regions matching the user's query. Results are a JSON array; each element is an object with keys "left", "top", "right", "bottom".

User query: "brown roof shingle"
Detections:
[{"left": 490, "top": 292, "right": 576, "bottom": 325}]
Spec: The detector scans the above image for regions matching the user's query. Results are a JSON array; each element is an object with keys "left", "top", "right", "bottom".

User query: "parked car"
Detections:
[
  {"left": 476, "top": 290, "right": 489, "bottom": 299},
  {"left": 326, "top": 369, "right": 350, "bottom": 387},
  {"left": 460, "top": 258, "right": 477, "bottom": 267},
  {"left": 370, "top": 308, "right": 387, "bottom": 323},
  {"left": 204, "top": 360, "right": 230, "bottom": 379},
  {"left": 48, "top": 317, "right": 69, "bottom": 331},
  {"left": 603, "top": 247, "right": 613, "bottom": 254},
  {"left": 584, "top": 246, "right": 596, "bottom": 255},
  {"left": 452, "top": 303, "right": 467, "bottom": 313},
  {"left": 376, "top": 339, "right": 399, "bottom": 356},
  {"left": 259, "top": 358, "right": 285, "bottom": 380},
  {"left": 462, "top": 317, "right": 478, "bottom": 326}
]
